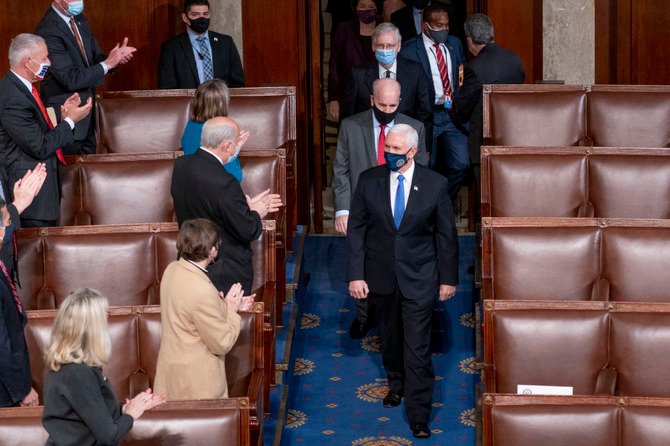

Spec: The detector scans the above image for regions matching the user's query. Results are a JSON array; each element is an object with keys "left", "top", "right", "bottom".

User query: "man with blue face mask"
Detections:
[
  {"left": 347, "top": 123, "right": 458, "bottom": 439},
  {"left": 341, "top": 22, "right": 432, "bottom": 149},
  {"left": 399, "top": 3, "right": 469, "bottom": 203},
  {"left": 35, "top": 0, "right": 137, "bottom": 155}
]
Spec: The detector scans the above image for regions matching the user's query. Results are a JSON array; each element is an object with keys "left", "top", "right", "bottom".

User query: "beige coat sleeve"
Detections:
[{"left": 191, "top": 291, "right": 242, "bottom": 357}]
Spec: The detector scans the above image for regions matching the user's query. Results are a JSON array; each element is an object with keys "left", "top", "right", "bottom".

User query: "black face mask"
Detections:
[
  {"left": 189, "top": 17, "right": 210, "bottom": 34},
  {"left": 373, "top": 106, "right": 398, "bottom": 126}
]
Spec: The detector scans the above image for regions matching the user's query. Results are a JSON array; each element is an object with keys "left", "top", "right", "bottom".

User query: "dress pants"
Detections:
[
  {"left": 429, "top": 108, "right": 469, "bottom": 201},
  {"left": 370, "top": 283, "right": 436, "bottom": 424}
]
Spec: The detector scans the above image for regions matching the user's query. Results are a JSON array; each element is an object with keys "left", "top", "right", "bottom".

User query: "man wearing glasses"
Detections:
[{"left": 342, "top": 22, "right": 433, "bottom": 149}]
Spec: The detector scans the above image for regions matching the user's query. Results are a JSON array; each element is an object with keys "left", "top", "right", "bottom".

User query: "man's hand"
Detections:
[
  {"left": 12, "top": 163, "right": 47, "bottom": 214},
  {"left": 335, "top": 215, "right": 348, "bottom": 235},
  {"left": 104, "top": 37, "right": 137, "bottom": 69},
  {"left": 328, "top": 100, "right": 340, "bottom": 122},
  {"left": 349, "top": 280, "right": 369, "bottom": 299},
  {"left": 238, "top": 130, "right": 250, "bottom": 149},
  {"left": 247, "top": 188, "right": 283, "bottom": 219},
  {"left": 61, "top": 95, "right": 92, "bottom": 123},
  {"left": 20, "top": 387, "right": 39, "bottom": 407},
  {"left": 439, "top": 284, "right": 457, "bottom": 301}
]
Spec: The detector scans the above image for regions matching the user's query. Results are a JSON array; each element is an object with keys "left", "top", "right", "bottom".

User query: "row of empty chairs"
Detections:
[
  {"left": 481, "top": 146, "right": 670, "bottom": 218},
  {"left": 483, "top": 300, "right": 670, "bottom": 397},
  {"left": 479, "top": 83, "right": 670, "bottom": 443},
  {"left": 483, "top": 84, "right": 670, "bottom": 148},
  {"left": 483, "top": 394, "right": 670, "bottom": 446}
]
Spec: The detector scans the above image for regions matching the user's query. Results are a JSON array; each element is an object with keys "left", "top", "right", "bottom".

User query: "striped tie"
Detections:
[
  {"left": 196, "top": 36, "right": 214, "bottom": 81},
  {"left": 0, "top": 261, "right": 23, "bottom": 316},
  {"left": 433, "top": 43, "right": 453, "bottom": 99}
]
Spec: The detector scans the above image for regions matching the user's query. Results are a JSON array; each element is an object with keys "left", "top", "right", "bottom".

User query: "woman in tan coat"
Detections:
[{"left": 154, "top": 218, "right": 254, "bottom": 400}]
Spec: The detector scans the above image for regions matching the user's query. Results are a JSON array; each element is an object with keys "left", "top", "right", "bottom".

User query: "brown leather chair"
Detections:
[
  {"left": 481, "top": 147, "right": 589, "bottom": 217},
  {"left": 587, "top": 86, "right": 670, "bottom": 148},
  {"left": 622, "top": 403, "right": 670, "bottom": 446},
  {"left": 0, "top": 400, "right": 252, "bottom": 446},
  {"left": 483, "top": 220, "right": 602, "bottom": 300},
  {"left": 602, "top": 226, "right": 670, "bottom": 302},
  {"left": 483, "top": 394, "right": 620, "bottom": 446},
  {"left": 484, "top": 301, "right": 609, "bottom": 395},
  {"left": 589, "top": 154, "right": 670, "bottom": 218},
  {"left": 610, "top": 310, "right": 670, "bottom": 397},
  {"left": 482, "top": 84, "right": 588, "bottom": 146}
]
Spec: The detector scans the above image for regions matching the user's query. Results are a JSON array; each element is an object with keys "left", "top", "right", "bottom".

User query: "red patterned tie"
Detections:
[
  {"left": 31, "top": 86, "right": 67, "bottom": 165},
  {"left": 433, "top": 43, "right": 453, "bottom": 99},
  {"left": 0, "top": 261, "right": 23, "bottom": 316},
  {"left": 377, "top": 124, "right": 386, "bottom": 166}
]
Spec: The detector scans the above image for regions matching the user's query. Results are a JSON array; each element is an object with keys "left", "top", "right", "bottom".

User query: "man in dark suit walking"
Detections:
[
  {"left": 390, "top": 0, "right": 430, "bottom": 42},
  {"left": 35, "top": 0, "right": 136, "bottom": 154},
  {"left": 334, "top": 78, "right": 428, "bottom": 338},
  {"left": 399, "top": 3, "right": 468, "bottom": 201},
  {"left": 171, "top": 117, "right": 281, "bottom": 294},
  {"left": 159, "top": 0, "right": 244, "bottom": 89},
  {"left": 347, "top": 123, "right": 458, "bottom": 439},
  {"left": 341, "top": 22, "right": 433, "bottom": 148},
  {"left": 453, "top": 13, "right": 524, "bottom": 193},
  {"left": 0, "top": 33, "right": 92, "bottom": 228}
]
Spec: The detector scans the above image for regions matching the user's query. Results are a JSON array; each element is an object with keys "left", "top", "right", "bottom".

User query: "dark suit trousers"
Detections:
[{"left": 370, "top": 283, "right": 435, "bottom": 424}]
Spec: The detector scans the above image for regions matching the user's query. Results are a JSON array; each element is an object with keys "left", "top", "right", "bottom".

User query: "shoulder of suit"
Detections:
[
  {"left": 396, "top": 113, "right": 423, "bottom": 128},
  {"left": 358, "top": 165, "right": 387, "bottom": 181},
  {"left": 415, "top": 164, "right": 447, "bottom": 183}
]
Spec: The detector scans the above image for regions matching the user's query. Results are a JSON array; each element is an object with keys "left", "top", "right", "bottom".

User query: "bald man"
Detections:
[{"left": 333, "top": 77, "right": 428, "bottom": 339}]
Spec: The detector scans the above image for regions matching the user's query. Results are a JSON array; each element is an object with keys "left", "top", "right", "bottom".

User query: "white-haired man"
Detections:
[
  {"left": 0, "top": 33, "right": 91, "bottom": 228},
  {"left": 347, "top": 123, "right": 458, "bottom": 438}
]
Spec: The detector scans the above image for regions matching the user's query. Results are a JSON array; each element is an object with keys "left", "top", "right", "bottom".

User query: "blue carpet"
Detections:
[{"left": 280, "top": 235, "right": 477, "bottom": 445}]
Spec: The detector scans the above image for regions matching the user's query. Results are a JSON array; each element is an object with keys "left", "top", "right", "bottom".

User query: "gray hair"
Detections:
[
  {"left": 372, "top": 77, "right": 401, "bottom": 97},
  {"left": 464, "top": 14, "right": 494, "bottom": 45},
  {"left": 372, "top": 22, "right": 402, "bottom": 46},
  {"left": 8, "top": 33, "right": 45, "bottom": 67},
  {"left": 201, "top": 119, "right": 237, "bottom": 149},
  {"left": 388, "top": 124, "right": 418, "bottom": 149}
]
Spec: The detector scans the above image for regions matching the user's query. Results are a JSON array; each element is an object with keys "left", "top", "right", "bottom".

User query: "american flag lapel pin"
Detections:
[
  {"left": 413, "top": 185, "right": 419, "bottom": 191},
  {"left": 213, "top": 37, "right": 219, "bottom": 42}
]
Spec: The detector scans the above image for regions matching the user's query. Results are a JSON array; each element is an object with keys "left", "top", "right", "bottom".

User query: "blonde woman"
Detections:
[{"left": 42, "top": 288, "right": 165, "bottom": 445}]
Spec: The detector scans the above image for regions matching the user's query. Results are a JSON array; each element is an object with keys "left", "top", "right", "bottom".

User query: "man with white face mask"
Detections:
[
  {"left": 35, "top": 0, "right": 136, "bottom": 155},
  {"left": 0, "top": 34, "right": 91, "bottom": 228}
]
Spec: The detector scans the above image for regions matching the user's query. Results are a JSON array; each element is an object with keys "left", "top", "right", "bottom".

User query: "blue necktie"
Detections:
[
  {"left": 196, "top": 36, "right": 214, "bottom": 81},
  {"left": 394, "top": 174, "right": 405, "bottom": 229}
]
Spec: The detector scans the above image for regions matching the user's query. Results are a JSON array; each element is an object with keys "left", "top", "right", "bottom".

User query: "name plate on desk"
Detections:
[{"left": 517, "top": 385, "right": 573, "bottom": 395}]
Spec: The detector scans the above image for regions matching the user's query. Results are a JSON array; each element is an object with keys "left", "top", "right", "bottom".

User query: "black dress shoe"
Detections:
[
  {"left": 411, "top": 423, "right": 431, "bottom": 438},
  {"left": 349, "top": 318, "right": 370, "bottom": 339},
  {"left": 382, "top": 391, "right": 403, "bottom": 408}
]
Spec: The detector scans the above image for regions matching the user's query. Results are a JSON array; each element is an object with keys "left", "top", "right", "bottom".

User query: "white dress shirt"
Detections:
[
  {"left": 422, "top": 32, "right": 453, "bottom": 104},
  {"left": 377, "top": 60, "right": 398, "bottom": 79}
]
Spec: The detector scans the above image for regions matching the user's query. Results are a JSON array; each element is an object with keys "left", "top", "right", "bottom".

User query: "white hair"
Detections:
[
  {"left": 388, "top": 124, "right": 418, "bottom": 148},
  {"left": 201, "top": 119, "right": 237, "bottom": 149},
  {"left": 372, "top": 22, "right": 402, "bottom": 46},
  {"left": 8, "top": 33, "right": 44, "bottom": 67}
]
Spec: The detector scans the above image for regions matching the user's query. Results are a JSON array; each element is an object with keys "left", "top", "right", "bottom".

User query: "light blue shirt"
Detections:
[
  {"left": 413, "top": 7, "right": 423, "bottom": 35},
  {"left": 187, "top": 28, "right": 213, "bottom": 84}
]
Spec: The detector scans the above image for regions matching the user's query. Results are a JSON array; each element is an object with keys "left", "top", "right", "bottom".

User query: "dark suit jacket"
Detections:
[
  {"left": 171, "top": 149, "right": 261, "bottom": 293},
  {"left": 333, "top": 111, "right": 428, "bottom": 213},
  {"left": 35, "top": 8, "right": 107, "bottom": 145},
  {"left": 346, "top": 164, "right": 458, "bottom": 300},
  {"left": 341, "top": 57, "right": 433, "bottom": 147},
  {"left": 0, "top": 266, "right": 29, "bottom": 407},
  {"left": 0, "top": 72, "right": 73, "bottom": 222},
  {"left": 158, "top": 31, "right": 245, "bottom": 89},
  {"left": 452, "top": 43, "right": 524, "bottom": 164},
  {"left": 328, "top": 19, "right": 375, "bottom": 102},
  {"left": 390, "top": 5, "right": 421, "bottom": 43},
  {"left": 399, "top": 33, "right": 466, "bottom": 106}
]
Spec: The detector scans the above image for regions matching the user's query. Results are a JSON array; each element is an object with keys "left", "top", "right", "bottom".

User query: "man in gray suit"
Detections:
[{"left": 333, "top": 77, "right": 428, "bottom": 338}]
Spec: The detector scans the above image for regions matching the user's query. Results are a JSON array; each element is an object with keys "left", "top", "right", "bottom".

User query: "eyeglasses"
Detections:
[{"left": 374, "top": 43, "right": 398, "bottom": 50}]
